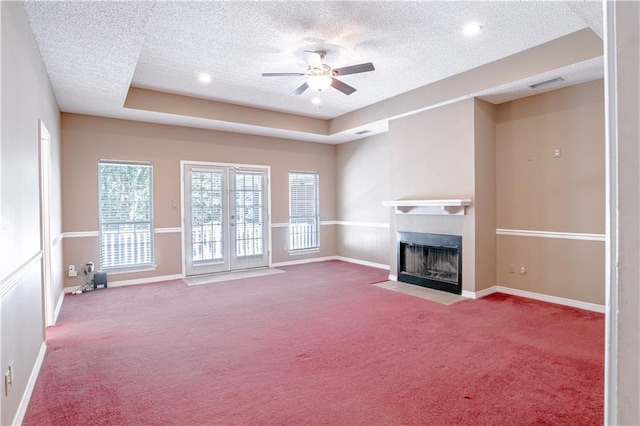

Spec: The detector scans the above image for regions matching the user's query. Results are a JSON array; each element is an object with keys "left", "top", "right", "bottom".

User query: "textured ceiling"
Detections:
[{"left": 24, "top": 1, "right": 604, "bottom": 143}]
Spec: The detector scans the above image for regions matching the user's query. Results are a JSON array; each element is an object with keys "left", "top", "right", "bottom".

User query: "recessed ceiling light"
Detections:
[
  {"left": 198, "top": 73, "right": 212, "bottom": 84},
  {"left": 463, "top": 22, "right": 483, "bottom": 37},
  {"left": 311, "top": 97, "right": 322, "bottom": 105}
]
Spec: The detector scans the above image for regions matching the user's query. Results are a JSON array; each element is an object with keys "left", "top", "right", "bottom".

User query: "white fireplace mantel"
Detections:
[{"left": 381, "top": 199, "right": 472, "bottom": 215}]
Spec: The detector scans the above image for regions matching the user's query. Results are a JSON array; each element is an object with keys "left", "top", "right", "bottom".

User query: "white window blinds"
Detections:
[
  {"left": 289, "top": 171, "right": 319, "bottom": 251},
  {"left": 98, "top": 161, "right": 154, "bottom": 269}
]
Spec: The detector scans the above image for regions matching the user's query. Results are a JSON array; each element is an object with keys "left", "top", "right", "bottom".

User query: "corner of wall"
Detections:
[{"left": 473, "top": 99, "right": 497, "bottom": 292}]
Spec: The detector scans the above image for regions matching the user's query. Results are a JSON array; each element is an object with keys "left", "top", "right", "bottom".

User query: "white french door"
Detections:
[{"left": 183, "top": 163, "right": 269, "bottom": 276}]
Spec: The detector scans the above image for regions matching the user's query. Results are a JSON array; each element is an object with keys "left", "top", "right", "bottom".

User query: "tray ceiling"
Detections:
[{"left": 24, "top": 1, "right": 604, "bottom": 143}]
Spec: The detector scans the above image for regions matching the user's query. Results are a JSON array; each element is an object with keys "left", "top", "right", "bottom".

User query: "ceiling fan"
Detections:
[{"left": 262, "top": 50, "right": 375, "bottom": 96}]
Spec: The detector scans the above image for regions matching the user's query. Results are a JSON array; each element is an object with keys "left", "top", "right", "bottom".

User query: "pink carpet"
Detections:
[{"left": 24, "top": 260, "right": 603, "bottom": 425}]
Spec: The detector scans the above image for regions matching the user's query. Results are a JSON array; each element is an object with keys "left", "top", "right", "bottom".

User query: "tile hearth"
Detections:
[{"left": 374, "top": 281, "right": 466, "bottom": 305}]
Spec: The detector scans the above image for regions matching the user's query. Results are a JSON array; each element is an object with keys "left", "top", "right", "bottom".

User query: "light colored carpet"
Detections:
[
  {"left": 185, "top": 268, "right": 285, "bottom": 286},
  {"left": 374, "top": 281, "right": 466, "bottom": 305}
]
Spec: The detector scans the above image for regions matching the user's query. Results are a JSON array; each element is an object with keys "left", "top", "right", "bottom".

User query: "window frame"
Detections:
[
  {"left": 288, "top": 171, "right": 320, "bottom": 252},
  {"left": 98, "top": 160, "right": 155, "bottom": 271}
]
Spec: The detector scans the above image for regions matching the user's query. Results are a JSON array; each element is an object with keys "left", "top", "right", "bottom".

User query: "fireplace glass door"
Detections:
[
  {"left": 402, "top": 244, "right": 459, "bottom": 284},
  {"left": 397, "top": 232, "right": 462, "bottom": 295}
]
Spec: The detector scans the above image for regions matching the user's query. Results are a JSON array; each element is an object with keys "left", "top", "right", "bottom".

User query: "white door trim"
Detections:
[
  {"left": 39, "top": 120, "right": 55, "bottom": 327},
  {"left": 603, "top": 1, "right": 617, "bottom": 423},
  {"left": 180, "top": 160, "right": 272, "bottom": 276}
]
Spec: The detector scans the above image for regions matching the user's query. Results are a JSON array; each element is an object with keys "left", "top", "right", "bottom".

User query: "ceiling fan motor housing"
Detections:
[{"left": 308, "top": 64, "right": 332, "bottom": 77}]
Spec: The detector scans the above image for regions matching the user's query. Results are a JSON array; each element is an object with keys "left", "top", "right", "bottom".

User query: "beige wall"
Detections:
[
  {"left": 497, "top": 236, "right": 604, "bottom": 304},
  {"left": 335, "top": 133, "right": 390, "bottom": 265},
  {"left": 61, "top": 114, "right": 337, "bottom": 286},
  {"left": 390, "top": 100, "right": 476, "bottom": 201},
  {"left": 496, "top": 80, "right": 605, "bottom": 233},
  {"left": 496, "top": 80, "right": 605, "bottom": 304},
  {"left": 1, "top": 2, "right": 62, "bottom": 424}
]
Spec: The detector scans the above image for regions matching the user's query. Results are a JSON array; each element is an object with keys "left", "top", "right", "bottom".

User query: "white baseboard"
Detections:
[
  {"left": 461, "top": 290, "right": 476, "bottom": 299},
  {"left": 53, "top": 290, "right": 65, "bottom": 324},
  {"left": 271, "top": 256, "right": 337, "bottom": 267},
  {"left": 334, "top": 256, "right": 389, "bottom": 270},
  {"left": 63, "top": 274, "right": 183, "bottom": 293},
  {"left": 397, "top": 281, "right": 603, "bottom": 313},
  {"left": 272, "top": 255, "right": 390, "bottom": 270},
  {"left": 494, "top": 285, "right": 605, "bottom": 313},
  {"left": 14, "top": 342, "right": 47, "bottom": 426},
  {"left": 462, "top": 286, "right": 498, "bottom": 299},
  {"left": 108, "top": 274, "right": 183, "bottom": 288},
  {"left": 475, "top": 286, "right": 499, "bottom": 299}
]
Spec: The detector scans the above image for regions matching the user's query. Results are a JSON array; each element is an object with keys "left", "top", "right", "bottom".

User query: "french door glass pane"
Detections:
[
  {"left": 235, "top": 172, "right": 264, "bottom": 257},
  {"left": 191, "top": 171, "right": 223, "bottom": 262}
]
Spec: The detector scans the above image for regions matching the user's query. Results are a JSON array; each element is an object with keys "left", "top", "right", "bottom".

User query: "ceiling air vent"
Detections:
[
  {"left": 355, "top": 129, "right": 370, "bottom": 135},
  {"left": 529, "top": 77, "right": 565, "bottom": 89}
]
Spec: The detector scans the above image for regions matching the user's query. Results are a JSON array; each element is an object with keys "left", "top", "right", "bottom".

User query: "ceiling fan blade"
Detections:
[
  {"left": 331, "top": 78, "right": 356, "bottom": 95},
  {"left": 332, "top": 62, "right": 375, "bottom": 76},
  {"left": 262, "top": 72, "right": 305, "bottom": 77},
  {"left": 304, "top": 50, "right": 323, "bottom": 69},
  {"left": 291, "top": 82, "right": 309, "bottom": 96}
]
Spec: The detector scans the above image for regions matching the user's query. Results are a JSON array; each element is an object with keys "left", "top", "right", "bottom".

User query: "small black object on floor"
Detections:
[{"left": 93, "top": 272, "right": 108, "bottom": 289}]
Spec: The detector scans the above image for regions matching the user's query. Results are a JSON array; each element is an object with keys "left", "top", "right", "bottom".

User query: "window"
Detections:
[
  {"left": 289, "top": 171, "right": 319, "bottom": 251},
  {"left": 98, "top": 161, "right": 154, "bottom": 269}
]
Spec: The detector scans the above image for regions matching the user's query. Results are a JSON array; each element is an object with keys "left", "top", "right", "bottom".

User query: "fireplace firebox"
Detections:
[{"left": 397, "top": 232, "right": 462, "bottom": 295}]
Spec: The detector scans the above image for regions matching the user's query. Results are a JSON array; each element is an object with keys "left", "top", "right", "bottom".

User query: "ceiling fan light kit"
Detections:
[
  {"left": 262, "top": 50, "right": 375, "bottom": 96},
  {"left": 307, "top": 75, "right": 333, "bottom": 92}
]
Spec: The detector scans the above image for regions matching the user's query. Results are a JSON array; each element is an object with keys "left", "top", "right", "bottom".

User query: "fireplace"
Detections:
[{"left": 397, "top": 232, "right": 462, "bottom": 295}]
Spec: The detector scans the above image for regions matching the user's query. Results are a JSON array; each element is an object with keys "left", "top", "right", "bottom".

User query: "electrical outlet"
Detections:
[
  {"left": 519, "top": 265, "right": 527, "bottom": 275},
  {"left": 553, "top": 147, "right": 562, "bottom": 158},
  {"left": 509, "top": 264, "right": 515, "bottom": 273}
]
